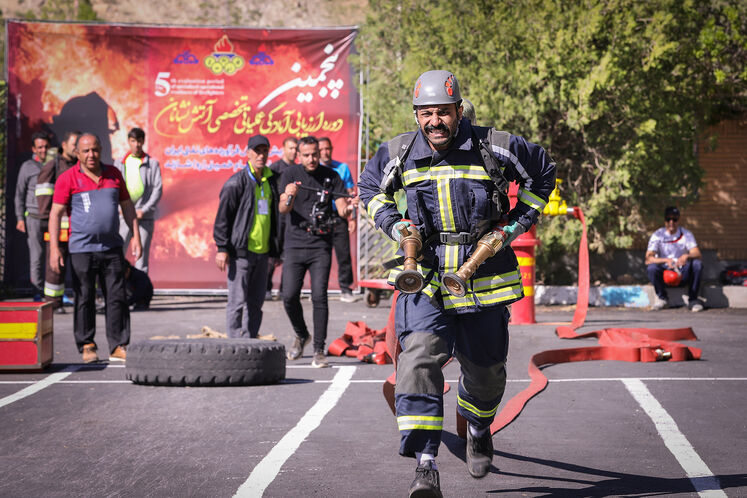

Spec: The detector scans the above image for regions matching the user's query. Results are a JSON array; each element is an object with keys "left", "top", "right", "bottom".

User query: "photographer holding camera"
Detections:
[{"left": 278, "top": 136, "right": 357, "bottom": 368}]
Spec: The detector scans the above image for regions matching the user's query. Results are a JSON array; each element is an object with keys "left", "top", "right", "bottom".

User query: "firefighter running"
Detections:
[{"left": 359, "top": 70, "right": 556, "bottom": 497}]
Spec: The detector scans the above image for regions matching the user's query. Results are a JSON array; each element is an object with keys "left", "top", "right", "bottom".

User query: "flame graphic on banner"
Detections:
[
  {"left": 214, "top": 35, "right": 234, "bottom": 54},
  {"left": 8, "top": 21, "right": 359, "bottom": 288},
  {"left": 11, "top": 24, "right": 211, "bottom": 266},
  {"left": 153, "top": 211, "right": 213, "bottom": 261}
]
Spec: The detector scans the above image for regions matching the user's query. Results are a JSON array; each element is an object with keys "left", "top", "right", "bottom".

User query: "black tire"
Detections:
[{"left": 125, "top": 339, "right": 286, "bottom": 387}]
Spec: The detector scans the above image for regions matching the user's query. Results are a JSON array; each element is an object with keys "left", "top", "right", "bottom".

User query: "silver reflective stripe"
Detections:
[
  {"left": 35, "top": 183, "right": 54, "bottom": 196},
  {"left": 518, "top": 188, "right": 547, "bottom": 211},
  {"left": 44, "top": 282, "right": 65, "bottom": 297},
  {"left": 491, "top": 143, "right": 534, "bottom": 190}
]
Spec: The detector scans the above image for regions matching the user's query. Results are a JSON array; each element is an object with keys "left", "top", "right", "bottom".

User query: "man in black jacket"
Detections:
[
  {"left": 213, "top": 135, "right": 281, "bottom": 338},
  {"left": 278, "top": 136, "right": 355, "bottom": 367}
]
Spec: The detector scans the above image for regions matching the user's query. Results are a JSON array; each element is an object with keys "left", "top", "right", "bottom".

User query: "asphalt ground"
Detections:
[{"left": 1, "top": 294, "right": 745, "bottom": 497}]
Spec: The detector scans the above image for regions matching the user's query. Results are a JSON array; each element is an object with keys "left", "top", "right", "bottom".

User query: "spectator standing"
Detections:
[
  {"left": 318, "top": 137, "right": 360, "bottom": 303},
  {"left": 266, "top": 136, "right": 298, "bottom": 299},
  {"left": 15, "top": 131, "right": 50, "bottom": 299},
  {"left": 36, "top": 130, "right": 81, "bottom": 312},
  {"left": 645, "top": 206, "right": 704, "bottom": 311},
  {"left": 114, "top": 127, "right": 163, "bottom": 273},
  {"left": 269, "top": 136, "right": 298, "bottom": 175},
  {"left": 213, "top": 135, "right": 281, "bottom": 338},
  {"left": 278, "top": 136, "right": 355, "bottom": 368},
  {"left": 48, "top": 133, "right": 141, "bottom": 363}
]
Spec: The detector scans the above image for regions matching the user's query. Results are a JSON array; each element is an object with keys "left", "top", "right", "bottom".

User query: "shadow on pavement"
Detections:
[{"left": 484, "top": 449, "right": 745, "bottom": 496}]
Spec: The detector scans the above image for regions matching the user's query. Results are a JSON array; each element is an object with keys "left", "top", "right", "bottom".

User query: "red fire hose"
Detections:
[
  {"left": 347, "top": 207, "right": 702, "bottom": 434},
  {"left": 474, "top": 206, "right": 701, "bottom": 437}
]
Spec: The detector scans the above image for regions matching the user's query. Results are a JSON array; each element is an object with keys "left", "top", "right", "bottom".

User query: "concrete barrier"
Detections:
[{"left": 535, "top": 284, "right": 747, "bottom": 308}]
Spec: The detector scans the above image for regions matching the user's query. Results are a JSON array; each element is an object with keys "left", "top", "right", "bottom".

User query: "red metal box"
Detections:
[{"left": 0, "top": 302, "right": 54, "bottom": 370}]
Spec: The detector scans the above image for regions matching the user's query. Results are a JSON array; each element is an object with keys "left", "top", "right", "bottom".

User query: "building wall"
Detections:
[
  {"left": 686, "top": 118, "right": 747, "bottom": 261},
  {"left": 602, "top": 118, "right": 746, "bottom": 285}
]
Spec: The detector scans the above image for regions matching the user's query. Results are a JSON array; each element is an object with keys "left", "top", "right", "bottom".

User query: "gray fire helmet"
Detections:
[{"left": 412, "top": 70, "right": 462, "bottom": 106}]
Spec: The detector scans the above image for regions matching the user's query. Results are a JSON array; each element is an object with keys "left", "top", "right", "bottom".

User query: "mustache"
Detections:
[{"left": 425, "top": 123, "right": 449, "bottom": 134}]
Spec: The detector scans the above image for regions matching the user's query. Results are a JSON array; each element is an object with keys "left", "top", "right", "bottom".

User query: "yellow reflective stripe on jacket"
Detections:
[
  {"left": 402, "top": 165, "right": 491, "bottom": 186},
  {"left": 35, "top": 183, "right": 54, "bottom": 196},
  {"left": 474, "top": 284, "right": 524, "bottom": 306},
  {"left": 471, "top": 271, "right": 522, "bottom": 292},
  {"left": 387, "top": 264, "right": 439, "bottom": 298},
  {"left": 457, "top": 395, "right": 498, "bottom": 418},
  {"left": 397, "top": 415, "right": 443, "bottom": 431},
  {"left": 518, "top": 188, "right": 547, "bottom": 211},
  {"left": 443, "top": 283, "right": 524, "bottom": 310},
  {"left": 437, "top": 178, "right": 456, "bottom": 231},
  {"left": 367, "top": 192, "right": 395, "bottom": 219}
]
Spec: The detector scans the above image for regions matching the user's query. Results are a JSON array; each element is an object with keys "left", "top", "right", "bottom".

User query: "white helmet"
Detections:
[{"left": 412, "top": 70, "right": 462, "bottom": 106}]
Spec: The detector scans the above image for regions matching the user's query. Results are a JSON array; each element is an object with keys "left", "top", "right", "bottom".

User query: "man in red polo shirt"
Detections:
[{"left": 48, "top": 133, "right": 142, "bottom": 363}]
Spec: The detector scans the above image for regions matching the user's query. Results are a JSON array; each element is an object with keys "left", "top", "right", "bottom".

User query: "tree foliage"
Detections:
[{"left": 354, "top": 0, "right": 746, "bottom": 280}]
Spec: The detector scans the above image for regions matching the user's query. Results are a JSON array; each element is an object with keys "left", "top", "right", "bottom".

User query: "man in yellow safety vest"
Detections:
[{"left": 114, "top": 127, "right": 163, "bottom": 274}]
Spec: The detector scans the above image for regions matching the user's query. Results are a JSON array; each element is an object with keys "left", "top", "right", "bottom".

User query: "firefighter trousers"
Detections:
[
  {"left": 394, "top": 292, "right": 509, "bottom": 458},
  {"left": 44, "top": 240, "right": 68, "bottom": 309}
]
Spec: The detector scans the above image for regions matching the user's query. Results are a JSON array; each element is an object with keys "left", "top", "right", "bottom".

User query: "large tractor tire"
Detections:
[{"left": 125, "top": 339, "right": 286, "bottom": 387}]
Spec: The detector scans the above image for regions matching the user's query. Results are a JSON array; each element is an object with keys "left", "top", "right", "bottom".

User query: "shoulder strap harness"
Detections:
[{"left": 379, "top": 127, "right": 511, "bottom": 216}]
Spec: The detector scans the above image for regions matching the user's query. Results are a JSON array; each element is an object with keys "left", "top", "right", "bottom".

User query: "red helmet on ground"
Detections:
[{"left": 663, "top": 269, "right": 682, "bottom": 286}]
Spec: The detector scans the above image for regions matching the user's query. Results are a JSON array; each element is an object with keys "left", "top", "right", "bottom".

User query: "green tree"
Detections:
[{"left": 355, "top": 0, "right": 746, "bottom": 281}]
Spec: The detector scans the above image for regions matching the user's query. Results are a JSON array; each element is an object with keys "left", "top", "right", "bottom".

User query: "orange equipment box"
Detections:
[{"left": 0, "top": 302, "right": 54, "bottom": 370}]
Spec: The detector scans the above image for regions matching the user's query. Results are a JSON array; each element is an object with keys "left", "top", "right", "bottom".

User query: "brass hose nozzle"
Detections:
[
  {"left": 394, "top": 224, "right": 425, "bottom": 294},
  {"left": 442, "top": 229, "right": 508, "bottom": 297}
]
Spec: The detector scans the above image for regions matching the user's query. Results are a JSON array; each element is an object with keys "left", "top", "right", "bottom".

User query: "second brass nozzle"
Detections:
[{"left": 442, "top": 230, "right": 508, "bottom": 297}]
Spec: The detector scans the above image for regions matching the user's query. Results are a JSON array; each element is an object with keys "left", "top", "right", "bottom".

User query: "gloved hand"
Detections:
[
  {"left": 497, "top": 221, "right": 526, "bottom": 247},
  {"left": 391, "top": 219, "right": 416, "bottom": 243}
]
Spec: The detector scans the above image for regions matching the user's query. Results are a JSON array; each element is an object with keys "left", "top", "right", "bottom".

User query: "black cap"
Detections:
[
  {"left": 247, "top": 135, "right": 270, "bottom": 151},
  {"left": 664, "top": 206, "right": 680, "bottom": 218}
]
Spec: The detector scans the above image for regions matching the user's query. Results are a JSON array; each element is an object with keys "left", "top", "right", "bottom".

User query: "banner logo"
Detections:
[
  {"left": 204, "top": 35, "right": 244, "bottom": 76},
  {"left": 173, "top": 50, "right": 199, "bottom": 65},
  {"left": 249, "top": 51, "right": 274, "bottom": 66}
]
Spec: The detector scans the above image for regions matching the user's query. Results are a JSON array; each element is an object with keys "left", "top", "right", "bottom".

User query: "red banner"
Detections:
[{"left": 6, "top": 21, "right": 359, "bottom": 289}]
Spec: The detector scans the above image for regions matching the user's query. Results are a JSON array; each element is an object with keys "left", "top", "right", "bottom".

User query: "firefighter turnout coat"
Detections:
[{"left": 359, "top": 118, "right": 556, "bottom": 458}]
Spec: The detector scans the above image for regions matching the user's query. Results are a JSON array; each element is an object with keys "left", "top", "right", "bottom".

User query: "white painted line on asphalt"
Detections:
[
  {"left": 2, "top": 376, "right": 744, "bottom": 386},
  {"left": 551, "top": 377, "right": 747, "bottom": 382},
  {"left": 622, "top": 379, "right": 727, "bottom": 498},
  {"left": 234, "top": 365, "right": 356, "bottom": 498},
  {"left": 0, "top": 365, "right": 81, "bottom": 408},
  {"left": 59, "top": 380, "right": 132, "bottom": 383}
]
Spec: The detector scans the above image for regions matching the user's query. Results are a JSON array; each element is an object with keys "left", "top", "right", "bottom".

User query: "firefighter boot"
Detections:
[
  {"left": 466, "top": 427, "right": 494, "bottom": 478},
  {"left": 408, "top": 460, "right": 442, "bottom": 498}
]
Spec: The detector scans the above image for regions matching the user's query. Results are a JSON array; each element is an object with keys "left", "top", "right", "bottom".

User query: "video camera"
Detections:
[{"left": 296, "top": 178, "right": 352, "bottom": 236}]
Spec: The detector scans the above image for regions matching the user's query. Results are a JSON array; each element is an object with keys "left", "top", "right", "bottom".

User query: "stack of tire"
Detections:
[{"left": 126, "top": 339, "right": 285, "bottom": 387}]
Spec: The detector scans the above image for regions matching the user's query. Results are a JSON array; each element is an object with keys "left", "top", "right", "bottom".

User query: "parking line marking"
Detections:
[
  {"left": 1, "top": 377, "right": 744, "bottom": 386},
  {"left": 0, "top": 365, "right": 81, "bottom": 408},
  {"left": 622, "top": 379, "right": 726, "bottom": 498},
  {"left": 234, "top": 365, "right": 356, "bottom": 497}
]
